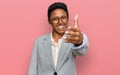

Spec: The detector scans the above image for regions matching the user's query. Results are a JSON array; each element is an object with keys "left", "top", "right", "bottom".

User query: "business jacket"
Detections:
[{"left": 28, "top": 32, "right": 89, "bottom": 75}]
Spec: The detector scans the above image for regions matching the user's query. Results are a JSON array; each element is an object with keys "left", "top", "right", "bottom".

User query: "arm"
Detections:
[
  {"left": 64, "top": 15, "right": 89, "bottom": 56},
  {"left": 28, "top": 40, "right": 38, "bottom": 75}
]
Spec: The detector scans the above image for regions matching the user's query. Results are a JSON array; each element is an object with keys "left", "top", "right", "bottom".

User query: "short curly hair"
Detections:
[{"left": 48, "top": 2, "right": 69, "bottom": 21}]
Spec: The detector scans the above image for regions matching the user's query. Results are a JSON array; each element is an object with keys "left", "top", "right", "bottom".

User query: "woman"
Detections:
[{"left": 28, "top": 2, "right": 89, "bottom": 75}]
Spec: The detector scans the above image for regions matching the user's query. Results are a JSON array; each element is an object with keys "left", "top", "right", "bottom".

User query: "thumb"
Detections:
[{"left": 74, "top": 14, "right": 79, "bottom": 28}]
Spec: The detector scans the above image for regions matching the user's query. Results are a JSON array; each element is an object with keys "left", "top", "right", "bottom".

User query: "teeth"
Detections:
[{"left": 58, "top": 26, "right": 64, "bottom": 30}]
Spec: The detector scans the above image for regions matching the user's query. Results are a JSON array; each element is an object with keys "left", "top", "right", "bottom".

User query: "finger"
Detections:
[
  {"left": 65, "top": 39, "right": 75, "bottom": 43},
  {"left": 65, "top": 36, "right": 76, "bottom": 41},
  {"left": 64, "top": 36, "right": 75, "bottom": 43},
  {"left": 65, "top": 36, "right": 78, "bottom": 44},
  {"left": 65, "top": 31, "right": 79, "bottom": 36},
  {"left": 67, "top": 26, "right": 79, "bottom": 32},
  {"left": 74, "top": 14, "right": 79, "bottom": 28},
  {"left": 65, "top": 36, "right": 82, "bottom": 44}
]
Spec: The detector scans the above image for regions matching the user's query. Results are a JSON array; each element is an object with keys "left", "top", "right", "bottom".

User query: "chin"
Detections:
[{"left": 58, "top": 31, "right": 65, "bottom": 35}]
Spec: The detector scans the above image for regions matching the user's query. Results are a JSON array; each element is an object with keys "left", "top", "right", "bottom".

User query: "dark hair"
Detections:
[{"left": 48, "top": 2, "right": 69, "bottom": 21}]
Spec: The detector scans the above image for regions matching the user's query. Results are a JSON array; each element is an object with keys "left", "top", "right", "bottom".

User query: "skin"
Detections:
[{"left": 49, "top": 8, "right": 83, "bottom": 45}]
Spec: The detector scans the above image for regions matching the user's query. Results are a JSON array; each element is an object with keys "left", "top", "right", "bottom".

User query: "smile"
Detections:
[{"left": 58, "top": 25, "right": 65, "bottom": 30}]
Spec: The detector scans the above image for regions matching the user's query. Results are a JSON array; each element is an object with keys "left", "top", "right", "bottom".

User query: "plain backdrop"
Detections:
[{"left": 0, "top": 0, "right": 120, "bottom": 75}]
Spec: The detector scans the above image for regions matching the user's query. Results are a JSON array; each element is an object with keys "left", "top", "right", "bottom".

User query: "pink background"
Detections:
[{"left": 0, "top": 0, "right": 120, "bottom": 75}]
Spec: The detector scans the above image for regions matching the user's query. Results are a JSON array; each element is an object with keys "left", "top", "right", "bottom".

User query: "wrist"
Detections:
[{"left": 74, "top": 40, "right": 83, "bottom": 46}]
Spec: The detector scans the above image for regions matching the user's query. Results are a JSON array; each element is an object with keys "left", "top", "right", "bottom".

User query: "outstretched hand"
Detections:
[{"left": 64, "top": 15, "right": 83, "bottom": 45}]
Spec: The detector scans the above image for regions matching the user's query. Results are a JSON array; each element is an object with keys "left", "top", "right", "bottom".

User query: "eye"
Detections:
[
  {"left": 61, "top": 16, "right": 67, "bottom": 20},
  {"left": 52, "top": 17, "right": 59, "bottom": 21}
]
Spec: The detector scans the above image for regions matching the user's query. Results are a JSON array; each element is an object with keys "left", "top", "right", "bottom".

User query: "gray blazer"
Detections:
[{"left": 28, "top": 32, "right": 89, "bottom": 75}]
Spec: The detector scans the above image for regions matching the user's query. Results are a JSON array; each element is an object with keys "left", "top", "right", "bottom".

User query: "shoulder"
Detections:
[{"left": 35, "top": 33, "right": 51, "bottom": 42}]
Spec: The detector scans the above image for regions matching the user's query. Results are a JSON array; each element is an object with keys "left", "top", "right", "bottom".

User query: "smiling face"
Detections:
[{"left": 49, "top": 8, "right": 69, "bottom": 35}]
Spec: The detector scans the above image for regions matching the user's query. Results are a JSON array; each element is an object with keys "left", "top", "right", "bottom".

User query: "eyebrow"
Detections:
[{"left": 51, "top": 15, "right": 67, "bottom": 18}]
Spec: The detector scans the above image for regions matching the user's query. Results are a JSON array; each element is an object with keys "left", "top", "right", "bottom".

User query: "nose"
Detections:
[{"left": 58, "top": 18, "right": 63, "bottom": 24}]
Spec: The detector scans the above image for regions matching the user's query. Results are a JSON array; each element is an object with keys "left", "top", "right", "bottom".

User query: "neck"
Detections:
[{"left": 52, "top": 32, "right": 64, "bottom": 43}]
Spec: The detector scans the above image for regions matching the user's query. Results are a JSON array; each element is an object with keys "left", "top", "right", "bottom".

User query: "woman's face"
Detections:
[{"left": 49, "top": 8, "right": 68, "bottom": 35}]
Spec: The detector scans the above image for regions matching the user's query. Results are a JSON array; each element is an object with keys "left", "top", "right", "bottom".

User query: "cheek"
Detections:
[
  {"left": 51, "top": 24, "right": 57, "bottom": 29},
  {"left": 65, "top": 22, "right": 68, "bottom": 27}
]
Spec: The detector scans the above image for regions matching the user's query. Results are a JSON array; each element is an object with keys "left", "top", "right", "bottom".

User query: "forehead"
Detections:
[{"left": 50, "top": 8, "right": 67, "bottom": 18}]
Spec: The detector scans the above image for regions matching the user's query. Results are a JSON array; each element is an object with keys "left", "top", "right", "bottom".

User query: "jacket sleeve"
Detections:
[
  {"left": 28, "top": 39, "right": 38, "bottom": 75},
  {"left": 72, "top": 32, "right": 89, "bottom": 56}
]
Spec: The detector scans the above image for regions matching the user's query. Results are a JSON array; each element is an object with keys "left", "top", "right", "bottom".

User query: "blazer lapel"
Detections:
[
  {"left": 43, "top": 34, "right": 56, "bottom": 70},
  {"left": 56, "top": 40, "right": 71, "bottom": 71}
]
